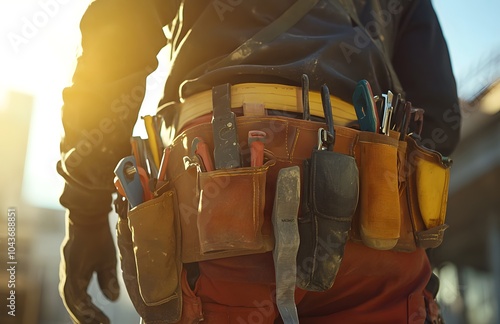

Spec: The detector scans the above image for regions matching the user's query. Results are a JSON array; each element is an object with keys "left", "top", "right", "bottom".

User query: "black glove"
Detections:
[{"left": 59, "top": 211, "right": 120, "bottom": 324}]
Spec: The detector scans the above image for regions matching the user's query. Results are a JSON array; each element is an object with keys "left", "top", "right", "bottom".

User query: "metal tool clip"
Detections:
[{"left": 317, "top": 128, "right": 335, "bottom": 150}]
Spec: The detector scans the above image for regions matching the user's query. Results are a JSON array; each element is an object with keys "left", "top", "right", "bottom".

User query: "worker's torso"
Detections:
[{"left": 162, "top": 0, "right": 412, "bottom": 104}]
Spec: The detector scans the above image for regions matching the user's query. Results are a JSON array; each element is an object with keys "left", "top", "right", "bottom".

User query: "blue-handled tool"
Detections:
[
  {"left": 114, "top": 156, "right": 144, "bottom": 208},
  {"left": 352, "top": 80, "right": 379, "bottom": 132}
]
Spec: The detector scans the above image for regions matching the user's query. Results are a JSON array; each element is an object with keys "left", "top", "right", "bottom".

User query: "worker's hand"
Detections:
[{"left": 59, "top": 212, "right": 120, "bottom": 324}]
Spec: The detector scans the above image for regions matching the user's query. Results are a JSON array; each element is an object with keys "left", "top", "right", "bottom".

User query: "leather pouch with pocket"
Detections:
[
  {"left": 405, "top": 135, "right": 451, "bottom": 248},
  {"left": 297, "top": 149, "right": 359, "bottom": 291},
  {"left": 118, "top": 191, "right": 182, "bottom": 323},
  {"left": 196, "top": 159, "right": 276, "bottom": 254},
  {"left": 354, "top": 131, "right": 402, "bottom": 250}
]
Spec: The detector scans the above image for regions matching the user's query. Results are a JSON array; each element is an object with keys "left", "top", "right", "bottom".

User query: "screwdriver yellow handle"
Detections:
[{"left": 143, "top": 115, "right": 161, "bottom": 169}]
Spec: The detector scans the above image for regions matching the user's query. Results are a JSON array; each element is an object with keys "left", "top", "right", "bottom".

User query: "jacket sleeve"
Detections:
[
  {"left": 58, "top": 0, "right": 179, "bottom": 219},
  {"left": 392, "top": 0, "right": 461, "bottom": 156}
]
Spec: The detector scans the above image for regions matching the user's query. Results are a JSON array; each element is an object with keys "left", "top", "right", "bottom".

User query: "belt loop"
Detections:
[{"left": 243, "top": 102, "right": 266, "bottom": 117}]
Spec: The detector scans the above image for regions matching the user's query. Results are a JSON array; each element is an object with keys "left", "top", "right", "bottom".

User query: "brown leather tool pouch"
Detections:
[
  {"left": 117, "top": 191, "right": 182, "bottom": 323},
  {"left": 297, "top": 149, "right": 359, "bottom": 291},
  {"left": 405, "top": 135, "right": 451, "bottom": 249},
  {"left": 197, "top": 159, "right": 276, "bottom": 254},
  {"left": 172, "top": 158, "right": 275, "bottom": 263}
]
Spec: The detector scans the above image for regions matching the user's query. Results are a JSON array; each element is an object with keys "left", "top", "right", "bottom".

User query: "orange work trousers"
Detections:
[{"left": 179, "top": 240, "right": 434, "bottom": 323}]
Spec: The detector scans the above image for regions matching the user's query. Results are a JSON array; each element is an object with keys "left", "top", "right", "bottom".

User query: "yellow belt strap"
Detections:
[{"left": 176, "top": 83, "right": 357, "bottom": 131}]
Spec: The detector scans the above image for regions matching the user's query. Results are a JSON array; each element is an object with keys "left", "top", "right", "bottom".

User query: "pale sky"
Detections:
[
  {"left": 433, "top": 0, "right": 500, "bottom": 99},
  {"left": 0, "top": 0, "right": 499, "bottom": 209}
]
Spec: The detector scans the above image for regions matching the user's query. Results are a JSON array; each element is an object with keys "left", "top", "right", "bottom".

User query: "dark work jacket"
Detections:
[{"left": 58, "top": 0, "right": 460, "bottom": 217}]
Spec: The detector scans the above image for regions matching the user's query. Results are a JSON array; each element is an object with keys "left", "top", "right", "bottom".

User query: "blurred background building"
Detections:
[
  {"left": 0, "top": 0, "right": 499, "bottom": 323},
  {"left": 0, "top": 90, "right": 141, "bottom": 323},
  {"left": 430, "top": 52, "right": 500, "bottom": 324}
]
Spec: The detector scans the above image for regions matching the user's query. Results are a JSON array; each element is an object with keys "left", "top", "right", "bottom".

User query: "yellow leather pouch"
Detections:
[
  {"left": 405, "top": 135, "right": 452, "bottom": 248},
  {"left": 354, "top": 131, "right": 401, "bottom": 250}
]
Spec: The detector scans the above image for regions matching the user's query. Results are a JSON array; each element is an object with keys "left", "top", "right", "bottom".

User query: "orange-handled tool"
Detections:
[
  {"left": 191, "top": 137, "right": 214, "bottom": 172},
  {"left": 248, "top": 130, "right": 266, "bottom": 167}
]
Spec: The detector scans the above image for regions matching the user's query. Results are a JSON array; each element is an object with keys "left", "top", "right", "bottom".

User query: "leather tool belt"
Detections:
[
  {"left": 115, "top": 85, "right": 451, "bottom": 323},
  {"left": 157, "top": 115, "right": 450, "bottom": 262}
]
